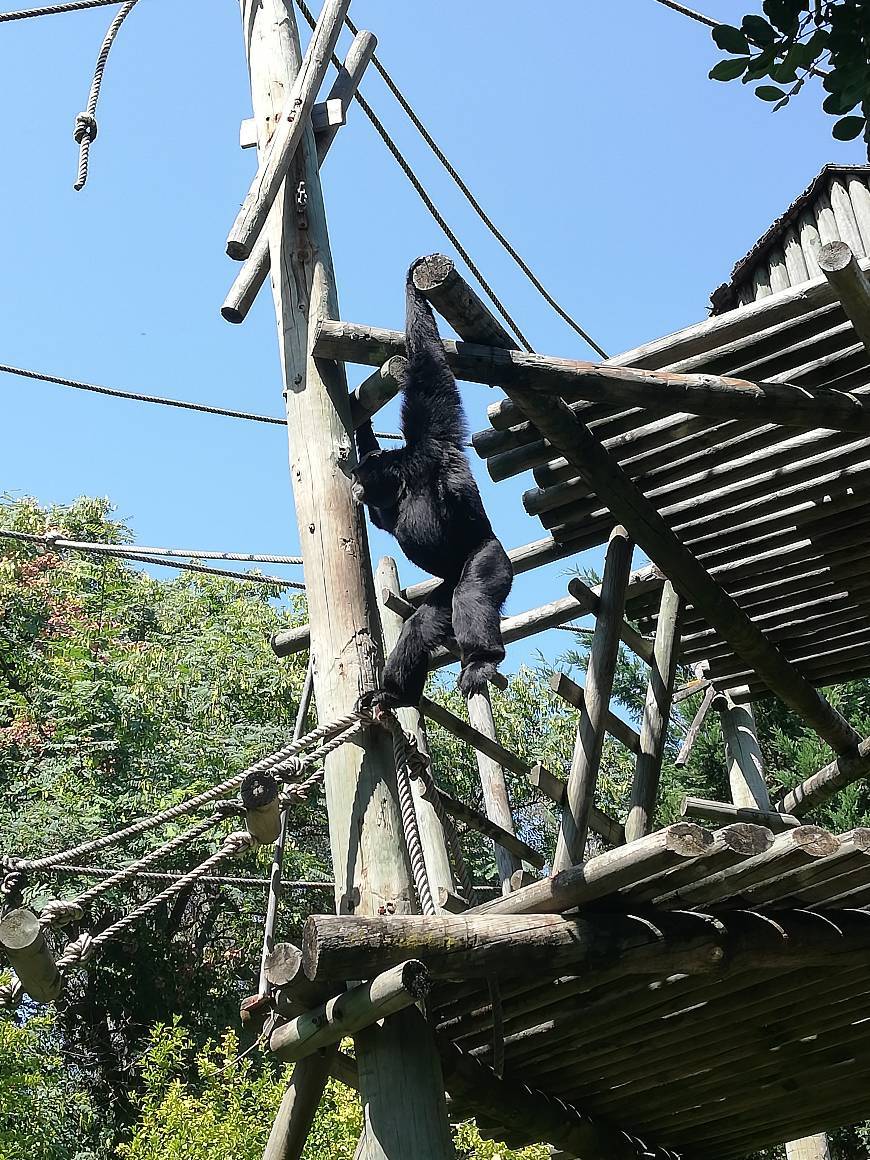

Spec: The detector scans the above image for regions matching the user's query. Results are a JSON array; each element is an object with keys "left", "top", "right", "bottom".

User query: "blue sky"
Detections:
[{"left": 1, "top": 0, "right": 865, "bottom": 674}]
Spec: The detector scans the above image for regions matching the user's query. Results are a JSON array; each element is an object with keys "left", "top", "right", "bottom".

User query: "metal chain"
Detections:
[{"left": 73, "top": 0, "right": 140, "bottom": 190}]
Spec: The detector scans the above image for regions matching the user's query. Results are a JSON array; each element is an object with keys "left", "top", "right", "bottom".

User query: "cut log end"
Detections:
[
  {"left": 221, "top": 305, "right": 244, "bottom": 325},
  {"left": 264, "top": 941, "right": 304, "bottom": 988},
  {"left": 241, "top": 769, "right": 279, "bottom": 810},
  {"left": 818, "top": 240, "right": 854, "bottom": 274},
  {"left": 664, "top": 821, "right": 716, "bottom": 859},
  {"left": 411, "top": 254, "right": 453, "bottom": 293},
  {"left": 716, "top": 822, "right": 776, "bottom": 857},
  {"left": 793, "top": 825, "right": 840, "bottom": 858},
  {"left": 226, "top": 239, "right": 249, "bottom": 262}
]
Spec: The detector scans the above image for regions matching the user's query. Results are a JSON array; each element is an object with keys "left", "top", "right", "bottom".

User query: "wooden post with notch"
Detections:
[{"left": 237, "top": 4, "right": 453, "bottom": 1157}]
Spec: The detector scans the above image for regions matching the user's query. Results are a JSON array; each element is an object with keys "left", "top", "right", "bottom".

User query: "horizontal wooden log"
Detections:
[
  {"left": 409, "top": 255, "right": 862, "bottom": 759},
  {"left": 469, "top": 823, "right": 713, "bottom": 917},
  {"left": 302, "top": 910, "right": 732, "bottom": 985},
  {"left": 0, "top": 908, "right": 62, "bottom": 1002},
  {"left": 239, "top": 98, "right": 344, "bottom": 149},
  {"left": 779, "top": 735, "right": 870, "bottom": 816},
  {"left": 269, "top": 960, "right": 431, "bottom": 1063},
  {"left": 226, "top": 0, "right": 351, "bottom": 259},
  {"left": 348, "top": 357, "right": 408, "bottom": 428},
  {"left": 737, "top": 827, "right": 870, "bottom": 907},
  {"left": 419, "top": 782, "right": 545, "bottom": 870},
  {"left": 680, "top": 796, "right": 800, "bottom": 833},
  {"left": 313, "top": 317, "right": 870, "bottom": 433}
]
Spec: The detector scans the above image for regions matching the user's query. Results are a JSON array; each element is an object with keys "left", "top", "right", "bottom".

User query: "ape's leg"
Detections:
[
  {"left": 451, "top": 539, "right": 513, "bottom": 698},
  {"left": 360, "top": 582, "right": 454, "bottom": 712}
]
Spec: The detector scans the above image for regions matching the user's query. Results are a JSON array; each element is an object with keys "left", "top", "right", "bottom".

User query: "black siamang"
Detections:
[{"left": 351, "top": 259, "right": 512, "bottom": 710}]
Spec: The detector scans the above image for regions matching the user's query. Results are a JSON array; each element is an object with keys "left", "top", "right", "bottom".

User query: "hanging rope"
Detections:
[
  {"left": 73, "top": 0, "right": 140, "bottom": 190},
  {"left": 0, "top": 529, "right": 305, "bottom": 589},
  {"left": 389, "top": 724, "right": 436, "bottom": 916},
  {"left": 0, "top": 0, "right": 122, "bottom": 20},
  {"left": 341, "top": 13, "right": 608, "bottom": 359}
]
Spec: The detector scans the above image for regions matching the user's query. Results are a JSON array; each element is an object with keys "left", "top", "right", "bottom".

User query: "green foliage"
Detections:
[
  {"left": 0, "top": 1010, "right": 104, "bottom": 1160},
  {"left": 708, "top": 1, "right": 870, "bottom": 142}
]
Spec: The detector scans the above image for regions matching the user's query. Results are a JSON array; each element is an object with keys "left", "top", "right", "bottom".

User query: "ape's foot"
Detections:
[
  {"left": 458, "top": 661, "right": 499, "bottom": 698},
  {"left": 356, "top": 689, "right": 401, "bottom": 719}
]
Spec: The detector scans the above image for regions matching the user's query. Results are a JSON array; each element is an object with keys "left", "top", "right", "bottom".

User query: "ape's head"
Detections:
[{"left": 351, "top": 449, "right": 404, "bottom": 510}]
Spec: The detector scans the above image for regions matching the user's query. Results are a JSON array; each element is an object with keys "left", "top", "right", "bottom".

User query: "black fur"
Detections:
[{"left": 351, "top": 260, "right": 513, "bottom": 709}]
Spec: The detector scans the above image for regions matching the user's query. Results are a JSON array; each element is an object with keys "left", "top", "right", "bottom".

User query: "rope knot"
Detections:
[
  {"left": 57, "top": 932, "right": 94, "bottom": 971},
  {"left": 40, "top": 899, "right": 85, "bottom": 928},
  {"left": 73, "top": 112, "right": 98, "bottom": 144},
  {"left": 223, "top": 831, "right": 255, "bottom": 860}
]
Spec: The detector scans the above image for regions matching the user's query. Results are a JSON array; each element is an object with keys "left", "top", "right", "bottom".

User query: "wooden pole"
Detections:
[
  {"left": 818, "top": 240, "right": 870, "bottom": 353},
  {"left": 717, "top": 687, "right": 771, "bottom": 810},
  {"left": 270, "top": 961, "right": 432, "bottom": 1064},
  {"left": 238, "top": 7, "right": 453, "bottom": 1157},
  {"left": 466, "top": 690, "right": 521, "bottom": 891},
  {"left": 625, "top": 580, "right": 682, "bottom": 843},
  {"left": 778, "top": 735, "right": 870, "bottom": 816},
  {"left": 786, "top": 1135, "right": 832, "bottom": 1160},
  {"left": 312, "top": 317, "right": 870, "bottom": 434},
  {"left": 680, "top": 796, "right": 800, "bottom": 832},
  {"left": 549, "top": 672, "right": 640, "bottom": 755},
  {"left": 553, "top": 526, "right": 633, "bottom": 871},
  {"left": 242, "top": 769, "right": 283, "bottom": 845},
  {"left": 223, "top": 30, "right": 376, "bottom": 325},
  {"left": 407, "top": 256, "right": 859, "bottom": 760},
  {"left": 262, "top": 1050, "right": 334, "bottom": 1160},
  {"left": 377, "top": 557, "right": 454, "bottom": 902},
  {"left": 0, "top": 908, "right": 62, "bottom": 1002}
]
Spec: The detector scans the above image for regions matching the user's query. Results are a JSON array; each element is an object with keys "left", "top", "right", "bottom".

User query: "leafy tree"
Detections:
[{"left": 708, "top": 1, "right": 870, "bottom": 149}]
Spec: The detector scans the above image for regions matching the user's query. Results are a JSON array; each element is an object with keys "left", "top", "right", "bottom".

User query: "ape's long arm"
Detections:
[{"left": 401, "top": 267, "right": 467, "bottom": 452}]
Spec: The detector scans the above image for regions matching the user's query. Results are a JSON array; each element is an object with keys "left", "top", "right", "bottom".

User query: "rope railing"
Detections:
[{"left": 0, "top": 0, "right": 123, "bottom": 20}]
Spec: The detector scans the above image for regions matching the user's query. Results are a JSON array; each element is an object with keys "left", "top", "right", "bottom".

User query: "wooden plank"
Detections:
[
  {"left": 675, "top": 685, "right": 715, "bottom": 767},
  {"left": 679, "top": 796, "right": 800, "bottom": 833},
  {"left": 549, "top": 671, "right": 641, "bottom": 754},
  {"left": 625, "top": 581, "right": 682, "bottom": 842},
  {"left": 466, "top": 690, "right": 521, "bottom": 891},
  {"left": 553, "top": 527, "right": 633, "bottom": 871},
  {"left": 240, "top": 8, "right": 453, "bottom": 1158},
  {"left": 228, "top": 0, "right": 351, "bottom": 260}
]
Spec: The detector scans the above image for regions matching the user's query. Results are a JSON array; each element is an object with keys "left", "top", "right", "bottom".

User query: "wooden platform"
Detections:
[
  {"left": 427, "top": 822, "right": 870, "bottom": 1158},
  {"left": 471, "top": 268, "right": 870, "bottom": 696}
]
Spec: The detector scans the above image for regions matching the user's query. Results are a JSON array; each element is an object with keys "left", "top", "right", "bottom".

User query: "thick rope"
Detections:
[
  {"left": 73, "top": 0, "right": 140, "bottom": 190},
  {"left": 650, "top": 0, "right": 716, "bottom": 26},
  {"left": 54, "top": 831, "right": 255, "bottom": 972},
  {"left": 38, "top": 814, "right": 222, "bottom": 927},
  {"left": 0, "top": 0, "right": 122, "bottom": 19},
  {"left": 0, "top": 531, "right": 302, "bottom": 565},
  {"left": 4, "top": 710, "right": 368, "bottom": 873},
  {"left": 342, "top": 12, "right": 608, "bottom": 359},
  {"left": 0, "top": 529, "right": 304, "bottom": 589},
  {"left": 0, "top": 362, "right": 287, "bottom": 424},
  {"left": 390, "top": 725, "right": 436, "bottom": 916}
]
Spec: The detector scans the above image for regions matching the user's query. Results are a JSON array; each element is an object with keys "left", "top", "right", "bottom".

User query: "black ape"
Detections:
[{"left": 351, "top": 260, "right": 513, "bottom": 709}]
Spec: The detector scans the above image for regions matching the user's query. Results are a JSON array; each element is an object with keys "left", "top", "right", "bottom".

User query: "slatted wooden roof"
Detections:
[
  {"left": 471, "top": 265, "right": 870, "bottom": 696},
  {"left": 436, "top": 822, "right": 870, "bottom": 1159}
]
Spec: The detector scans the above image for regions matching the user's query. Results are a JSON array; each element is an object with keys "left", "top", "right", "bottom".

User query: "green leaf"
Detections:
[
  {"left": 823, "top": 91, "right": 858, "bottom": 116},
  {"left": 709, "top": 57, "right": 750, "bottom": 81},
  {"left": 742, "top": 13, "right": 777, "bottom": 45},
  {"left": 833, "top": 115, "right": 867, "bottom": 141},
  {"left": 756, "top": 84, "right": 788, "bottom": 101},
  {"left": 712, "top": 24, "right": 749, "bottom": 54}
]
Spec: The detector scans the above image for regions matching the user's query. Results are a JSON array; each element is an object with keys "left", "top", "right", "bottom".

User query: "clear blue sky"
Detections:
[{"left": 1, "top": 0, "right": 864, "bottom": 674}]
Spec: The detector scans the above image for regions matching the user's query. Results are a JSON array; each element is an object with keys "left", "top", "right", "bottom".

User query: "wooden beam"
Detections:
[
  {"left": 241, "top": 769, "right": 282, "bottom": 845},
  {"left": 0, "top": 908, "right": 61, "bottom": 1002},
  {"left": 263, "top": 1051, "right": 335, "bottom": 1160},
  {"left": 777, "top": 735, "right": 870, "bottom": 816},
  {"left": 408, "top": 255, "right": 861, "bottom": 758},
  {"left": 526, "top": 761, "right": 625, "bottom": 847},
  {"left": 717, "top": 687, "right": 771, "bottom": 811},
  {"left": 548, "top": 672, "right": 640, "bottom": 755},
  {"left": 565, "top": 576, "right": 654, "bottom": 663},
  {"left": 313, "top": 317, "right": 870, "bottom": 433},
  {"left": 377, "top": 558, "right": 454, "bottom": 902},
  {"left": 419, "top": 781, "right": 545, "bottom": 870},
  {"left": 240, "top": 9, "right": 453, "bottom": 1158},
  {"left": 223, "top": 31, "right": 376, "bottom": 325},
  {"left": 468, "top": 823, "right": 713, "bottom": 917},
  {"left": 228, "top": 0, "right": 350, "bottom": 260},
  {"left": 270, "top": 961, "right": 431, "bottom": 1063},
  {"left": 349, "top": 358, "right": 407, "bottom": 429},
  {"left": 553, "top": 528, "right": 633, "bottom": 871},
  {"left": 818, "top": 241, "right": 870, "bottom": 353},
  {"left": 625, "top": 580, "right": 683, "bottom": 842},
  {"left": 465, "top": 690, "right": 521, "bottom": 891},
  {"left": 680, "top": 796, "right": 800, "bottom": 832}
]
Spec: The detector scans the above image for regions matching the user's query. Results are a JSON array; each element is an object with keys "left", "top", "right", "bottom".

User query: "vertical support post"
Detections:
[
  {"left": 376, "top": 557, "right": 454, "bottom": 902},
  {"left": 786, "top": 1136, "right": 832, "bottom": 1160},
  {"left": 262, "top": 1049, "right": 334, "bottom": 1160},
  {"left": 717, "top": 687, "right": 771, "bottom": 810},
  {"left": 552, "top": 526, "right": 633, "bottom": 872},
  {"left": 466, "top": 692, "right": 521, "bottom": 892},
  {"left": 239, "top": 5, "right": 453, "bottom": 1157},
  {"left": 625, "top": 580, "right": 683, "bottom": 843}
]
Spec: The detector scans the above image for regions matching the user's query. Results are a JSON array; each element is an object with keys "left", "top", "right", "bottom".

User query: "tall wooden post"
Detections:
[
  {"left": 466, "top": 691, "right": 521, "bottom": 893},
  {"left": 786, "top": 1135, "right": 832, "bottom": 1160},
  {"left": 238, "top": 4, "right": 453, "bottom": 1156}
]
